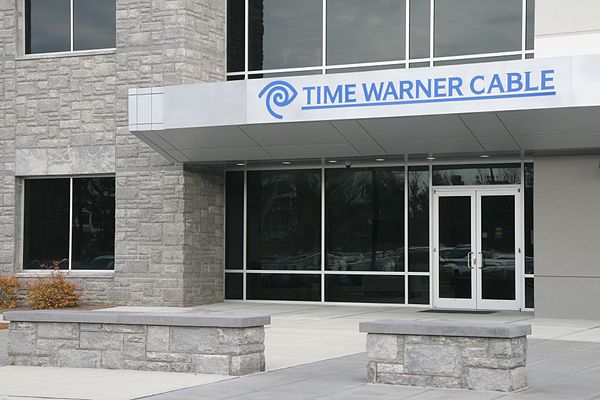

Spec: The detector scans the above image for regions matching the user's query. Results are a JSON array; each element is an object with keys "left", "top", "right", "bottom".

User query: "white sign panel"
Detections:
[{"left": 246, "top": 58, "right": 572, "bottom": 124}]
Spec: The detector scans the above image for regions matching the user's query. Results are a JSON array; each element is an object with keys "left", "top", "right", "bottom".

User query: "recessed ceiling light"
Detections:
[
  {"left": 375, "top": 158, "right": 385, "bottom": 162},
  {"left": 236, "top": 163, "right": 245, "bottom": 166},
  {"left": 328, "top": 160, "right": 338, "bottom": 163},
  {"left": 282, "top": 161, "right": 292, "bottom": 165},
  {"left": 480, "top": 154, "right": 490, "bottom": 158},
  {"left": 426, "top": 156, "right": 436, "bottom": 160}
]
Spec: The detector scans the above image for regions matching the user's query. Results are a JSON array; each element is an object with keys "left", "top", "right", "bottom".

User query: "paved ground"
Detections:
[
  {"left": 1, "top": 302, "right": 600, "bottom": 399},
  {"left": 143, "top": 339, "right": 600, "bottom": 400}
]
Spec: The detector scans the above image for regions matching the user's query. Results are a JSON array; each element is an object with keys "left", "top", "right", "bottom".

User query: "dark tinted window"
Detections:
[
  {"left": 247, "top": 273, "right": 321, "bottom": 301},
  {"left": 73, "top": 0, "right": 116, "bottom": 51},
  {"left": 408, "top": 167, "right": 429, "bottom": 272},
  {"left": 225, "top": 273, "right": 244, "bottom": 300},
  {"left": 248, "top": 0, "right": 322, "bottom": 70},
  {"left": 227, "top": 0, "right": 245, "bottom": 72},
  {"left": 327, "top": 0, "right": 405, "bottom": 65},
  {"left": 525, "top": 163, "right": 534, "bottom": 274},
  {"left": 408, "top": 275, "right": 429, "bottom": 304},
  {"left": 526, "top": 0, "right": 535, "bottom": 50},
  {"left": 23, "top": 179, "right": 70, "bottom": 269},
  {"left": 434, "top": 0, "right": 522, "bottom": 57},
  {"left": 226, "top": 172, "right": 244, "bottom": 270},
  {"left": 525, "top": 277, "right": 534, "bottom": 308},
  {"left": 433, "top": 164, "right": 521, "bottom": 186},
  {"left": 326, "top": 167, "right": 404, "bottom": 272},
  {"left": 325, "top": 275, "right": 405, "bottom": 303},
  {"left": 247, "top": 170, "right": 321, "bottom": 270},
  {"left": 409, "top": 0, "right": 430, "bottom": 59},
  {"left": 25, "top": 0, "right": 70, "bottom": 54},
  {"left": 71, "top": 177, "right": 115, "bottom": 270}
]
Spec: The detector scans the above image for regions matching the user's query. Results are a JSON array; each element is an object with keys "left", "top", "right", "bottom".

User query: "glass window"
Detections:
[
  {"left": 434, "top": 0, "right": 522, "bottom": 57},
  {"left": 325, "top": 275, "right": 405, "bottom": 303},
  {"left": 73, "top": 0, "right": 116, "bottom": 51},
  {"left": 525, "top": 277, "right": 534, "bottom": 308},
  {"left": 247, "top": 273, "right": 321, "bottom": 301},
  {"left": 225, "top": 172, "right": 244, "bottom": 270},
  {"left": 23, "top": 177, "right": 115, "bottom": 270},
  {"left": 23, "top": 179, "right": 70, "bottom": 269},
  {"left": 247, "top": 170, "right": 321, "bottom": 270},
  {"left": 327, "top": 0, "right": 405, "bottom": 66},
  {"left": 71, "top": 178, "right": 115, "bottom": 270},
  {"left": 25, "top": 0, "right": 71, "bottom": 54},
  {"left": 326, "top": 167, "right": 404, "bottom": 272},
  {"left": 408, "top": 167, "right": 429, "bottom": 272},
  {"left": 433, "top": 164, "right": 521, "bottom": 186},
  {"left": 526, "top": 0, "right": 535, "bottom": 50},
  {"left": 524, "top": 163, "right": 534, "bottom": 274},
  {"left": 26, "top": 0, "right": 115, "bottom": 54},
  {"left": 408, "top": 275, "right": 429, "bottom": 304},
  {"left": 227, "top": 0, "right": 245, "bottom": 72},
  {"left": 409, "top": 0, "right": 430, "bottom": 60},
  {"left": 248, "top": 0, "right": 322, "bottom": 71},
  {"left": 225, "top": 273, "right": 243, "bottom": 300}
]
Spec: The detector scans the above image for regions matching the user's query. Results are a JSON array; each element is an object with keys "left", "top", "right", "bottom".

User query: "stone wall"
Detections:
[
  {"left": 8, "top": 320, "right": 265, "bottom": 375},
  {"left": 110, "top": 0, "right": 226, "bottom": 306},
  {"left": 0, "top": 0, "right": 227, "bottom": 305},
  {"left": 366, "top": 334, "right": 528, "bottom": 392},
  {"left": 0, "top": 0, "right": 17, "bottom": 275}
]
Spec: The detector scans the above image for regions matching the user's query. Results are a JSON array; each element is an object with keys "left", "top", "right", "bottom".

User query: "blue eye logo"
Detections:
[{"left": 258, "top": 80, "right": 298, "bottom": 120}]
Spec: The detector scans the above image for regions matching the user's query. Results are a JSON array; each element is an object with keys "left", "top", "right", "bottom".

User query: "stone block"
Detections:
[
  {"left": 123, "top": 342, "right": 146, "bottom": 360},
  {"left": 217, "top": 327, "right": 264, "bottom": 345},
  {"left": 58, "top": 349, "right": 101, "bottom": 368},
  {"left": 377, "top": 363, "right": 404, "bottom": 374},
  {"left": 465, "top": 366, "right": 527, "bottom": 392},
  {"left": 191, "top": 354, "right": 230, "bottom": 375},
  {"left": 80, "top": 331, "right": 123, "bottom": 350},
  {"left": 146, "top": 352, "right": 191, "bottom": 363},
  {"left": 367, "top": 334, "right": 403, "bottom": 363},
  {"left": 216, "top": 343, "right": 265, "bottom": 356},
  {"left": 8, "top": 329, "right": 36, "bottom": 355},
  {"left": 37, "top": 323, "right": 79, "bottom": 339},
  {"left": 367, "top": 361, "right": 377, "bottom": 382},
  {"left": 102, "top": 350, "right": 124, "bottom": 369},
  {"left": 230, "top": 353, "right": 265, "bottom": 376},
  {"left": 124, "top": 333, "right": 147, "bottom": 343},
  {"left": 36, "top": 339, "right": 78, "bottom": 356},
  {"left": 169, "top": 327, "right": 218, "bottom": 353},
  {"left": 404, "top": 344, "right": 461, "bottom": 377},
  {"left": 147, "top": 325, "right": 169, "bottom": 352},
  {"left": 10, "top": 355, "right": 54, "bottom": 367}
]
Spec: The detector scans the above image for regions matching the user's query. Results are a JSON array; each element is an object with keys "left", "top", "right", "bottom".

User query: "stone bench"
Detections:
[
  {"left": 4, "top": 310, "right": 270, "bottom": 376},
  {"left": 359, "top": 319, "right": 531, "bottom": 392}
]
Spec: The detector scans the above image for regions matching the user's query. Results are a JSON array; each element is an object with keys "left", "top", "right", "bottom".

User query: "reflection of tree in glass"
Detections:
[{"left": 326, "top": 168, "right": 404, "bottom": 271}]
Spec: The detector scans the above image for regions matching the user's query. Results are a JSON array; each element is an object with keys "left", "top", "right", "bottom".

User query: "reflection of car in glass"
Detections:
[
  {"left": 439, "top": 244, "right": 471, "bottom": 277},
  {"left": 88, "top": 255, "right": 115, "bottom": 270}
]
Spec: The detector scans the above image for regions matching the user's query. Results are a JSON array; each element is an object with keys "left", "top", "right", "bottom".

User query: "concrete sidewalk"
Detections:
[{"left": 1, "top": 302, "right": 600, "bottom": 399}]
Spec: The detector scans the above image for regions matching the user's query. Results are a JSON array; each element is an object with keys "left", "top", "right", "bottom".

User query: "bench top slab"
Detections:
[
  {"left": 359, "top": 319, "right": 531, "bottom": 338},
  {"left": 3, "top": 310, "right": 271, "bottom": 328}
]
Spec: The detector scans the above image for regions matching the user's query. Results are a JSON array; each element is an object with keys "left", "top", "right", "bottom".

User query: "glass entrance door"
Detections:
[{"left": 433, "top": 188, "right": 521, "bottom": 310}]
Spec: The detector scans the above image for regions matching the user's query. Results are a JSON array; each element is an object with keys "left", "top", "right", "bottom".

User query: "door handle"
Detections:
[
  {"left": 467, "top": 252, "right": 475, "bottom": 270},
  {"left": 478, "top": 251, "right": 483, "bottom": 269}
]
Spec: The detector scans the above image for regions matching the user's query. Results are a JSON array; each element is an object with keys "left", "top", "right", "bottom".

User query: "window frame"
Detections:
[
  {"left": 227, "top": 0, "right": 534, "bottom": 79},
  {"left": 23, "top": 0, "right": 116, "bottom": 56},
  {"left": 20, "top": 175, "right": 116, "bottom": 272},
  {"left": 224, "top": 159, "right": 533, "bottom": 309}
]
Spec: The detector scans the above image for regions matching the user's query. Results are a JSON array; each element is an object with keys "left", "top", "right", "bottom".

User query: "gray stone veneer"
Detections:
[
  {"left": 0, "top": 0, "right": 227, "bottom": 306},
  {"left": 360, "top": 320, "right": 531, "bottom": 392},
  {"left": 6, "top": 311, "right": 269, "bottom": 375}
]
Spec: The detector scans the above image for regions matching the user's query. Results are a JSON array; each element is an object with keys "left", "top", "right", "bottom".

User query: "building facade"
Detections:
[{"left": 1, "top": 0, "right": 600, "bottom": 319}]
